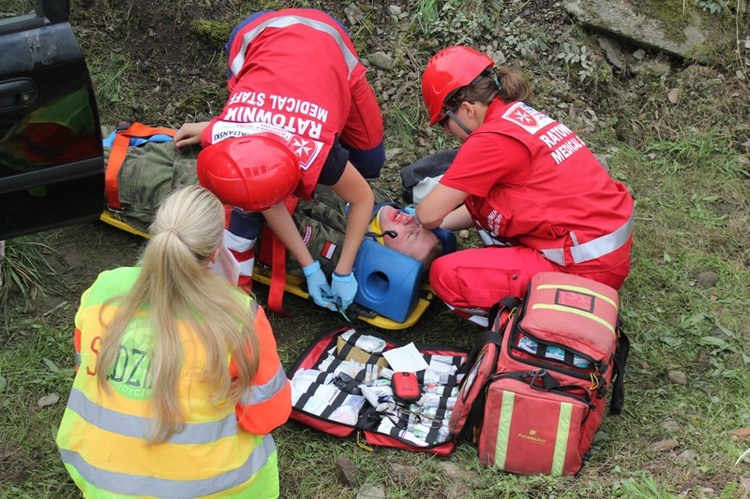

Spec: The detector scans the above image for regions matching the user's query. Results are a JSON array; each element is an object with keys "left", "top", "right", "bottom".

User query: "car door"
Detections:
[{"left": 0, "top": 0, "right": 103, "bottom": 240}]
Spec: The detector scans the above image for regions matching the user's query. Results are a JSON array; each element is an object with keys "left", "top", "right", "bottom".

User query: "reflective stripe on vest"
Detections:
[
  {"left": 59, "top": 433, "right": 276, "bottom": 498},
  {"left": 540, "top": 213, "right": 634, "bottom": 266},
  {"left": 229, "top": 15, "right": 359, "bottom": 80},
  {"left": 66, "top": 388, "right": 238, "bottom": 444},
  {"left": 240, "top": 363, "right": 289, "bottom": 406}
]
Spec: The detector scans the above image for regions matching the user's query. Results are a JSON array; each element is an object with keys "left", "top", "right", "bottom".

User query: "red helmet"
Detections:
[
  {"left": 197, "top": 134, "right": 299, "bottom": 212},
  {"left": 421, "top": 46, "right": 495, "bottom": 126}
]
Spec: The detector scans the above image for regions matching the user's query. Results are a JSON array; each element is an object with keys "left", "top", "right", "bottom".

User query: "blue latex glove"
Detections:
[
  {"left": 331, "top": 271, "right": 358, "bottom": 311},
  {"left": 302, "top": 261, "right": 336, "bottom": 311},
  {"left": 403, "top": 205, "right": 419, "bottom": 224}
]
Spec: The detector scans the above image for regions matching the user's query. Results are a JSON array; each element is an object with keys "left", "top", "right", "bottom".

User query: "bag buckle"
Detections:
[
  {"left": 115, "top": 120, "right": 131, "bottom": 133},
  {"left": 106, "top": 206, "right": 124, "bottom": 220}
]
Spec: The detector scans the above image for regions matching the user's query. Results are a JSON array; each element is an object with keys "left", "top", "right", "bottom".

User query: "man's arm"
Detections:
[
  {"left": 415, "top": 183, "right": 469, "bottom": 229},
  {"left": 331, "top": 163, "right": 375, "bottom": 275},
  {"left": 261, "top": 202, "right": 315, "bottom": 268},
  {"left": 440, "top": 204, "right": 474, "bottom": 231}
]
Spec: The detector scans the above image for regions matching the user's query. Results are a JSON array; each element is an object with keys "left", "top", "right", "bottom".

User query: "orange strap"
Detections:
[
  {"left": 105, "top": 122, "right": 177, "bottom": 210},
  {"left": 267, "top": 196, "right": 300, "bottom": 316}
]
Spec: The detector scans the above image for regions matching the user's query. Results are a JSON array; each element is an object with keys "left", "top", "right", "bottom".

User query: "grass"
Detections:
[
  {"left": 2, "top": 0, "right": 750, "bottom": 497},
  {"left": 1, "top": 237, "right": 58, "bottom": 312}
]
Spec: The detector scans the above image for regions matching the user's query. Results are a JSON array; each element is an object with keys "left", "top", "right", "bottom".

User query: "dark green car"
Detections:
[{"left": 0, "top": 0, "right": 102, "bottom": 240}]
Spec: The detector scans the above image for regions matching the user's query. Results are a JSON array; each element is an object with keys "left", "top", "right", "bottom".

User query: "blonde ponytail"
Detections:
[{"left": 96, "top": 185, "right": 260, "bottom": 443}]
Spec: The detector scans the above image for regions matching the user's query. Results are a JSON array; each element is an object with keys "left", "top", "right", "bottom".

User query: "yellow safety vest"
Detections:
[{"left": 57, "top": 267, "right": 283, "bottom": 498}]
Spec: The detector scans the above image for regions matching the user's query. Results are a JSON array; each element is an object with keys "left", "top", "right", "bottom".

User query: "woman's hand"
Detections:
[{"left": 174, "top": 121, "right": 210, "bottom": 151}]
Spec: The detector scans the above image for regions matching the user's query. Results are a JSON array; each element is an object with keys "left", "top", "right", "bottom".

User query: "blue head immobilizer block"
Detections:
[
  {"left": 353, "top": 238, "right": 423, "bottom": 323},
  {"left": 433, "top": 227, "right": 456, "bottom": 254}
]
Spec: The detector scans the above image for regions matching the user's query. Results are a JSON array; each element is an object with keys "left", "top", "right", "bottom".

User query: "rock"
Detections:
[
  {"left": 676, "top": 449, "right": 698, "bottom": 461},
  {"left": 63, "top": 250, "right": 83, "bottom": 268},
  {"left": 344, "top": 4, "right": 364, "bottom": 26},
  {"left": 667, "top": 88, "right": 681, "bottom": 104},
  {"left": 728, "top": 428, "right": 750, "bottom": 439},
  {"left": 596, "top": 35, "right": 627, "bottom": 71},
  {"left": 356, "top": 483, "right": 386, "bottom": 498},
  {"left": 369, "top": 52, "right": 395, "bottom": 71},
  {"left": 594, "top": 153, "right": 611, "bottom": 171},
  {"left": 695, "top": 271, "right": 718, "bottom": 288},
  {"left": 440, "top": 461, "right": 471, "bottom": 480},
  {"left": 667, "top": 370, "right": 687, "bottom": 385},
  {"left": 662, "top": 420, "right": 680, "bottom": 432},
  {"left": 593, "top": 430, "right": 610, "bottom": 442},
  {"left": 563, "top": 0, "right": 736, "bottom": 65},
  {"left": 336, "top": 455, "right": 359, "bottom": 487},
  {"left": 630, "top": 57, "right": 672, "bottom": 78},
  {"left": 385, "top": 148, "right": 403, "bottom": 161},
  {"left": 388, "top": 5, "right": 402, "bottom": 16},
  {"left": 38, "top": 393, "right": 60, "bottom": 407},
  {"left": 648, "top": 439, "right": 679, "bottom": 452},
  {"left": 439, "top": 461, "right": 479, "bottom": 484},
  {"left": 389, "top": 464, "right": 419, "bottom": 486},
  {"left": 633, "top": 48, "right": 646, "bottom": 60}
]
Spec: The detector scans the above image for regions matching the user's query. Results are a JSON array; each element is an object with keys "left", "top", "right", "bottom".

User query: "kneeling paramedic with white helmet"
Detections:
[{"left": 174, "top": 9, "right": 385, "bottom": 313}]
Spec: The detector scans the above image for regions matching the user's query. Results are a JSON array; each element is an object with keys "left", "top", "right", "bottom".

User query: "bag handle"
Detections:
[
  {"left": 609, "top": 321, "right": 630, "bottom": 415},
  {"left": 487, "top": 296, "right": 522, "bottom": 332}
]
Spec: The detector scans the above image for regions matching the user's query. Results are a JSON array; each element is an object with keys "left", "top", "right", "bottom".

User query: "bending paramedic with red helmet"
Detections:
[
  {"left": 174, "top": 9, "right": 385, "bottom": 312},
  {"left": 415, "top": 46, "right": 634, "bottom": 327}
]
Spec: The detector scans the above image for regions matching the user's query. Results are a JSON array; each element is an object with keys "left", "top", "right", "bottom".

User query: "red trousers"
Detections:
[{"left": 429, "top": 246, "right": 629, "bottom": 326}]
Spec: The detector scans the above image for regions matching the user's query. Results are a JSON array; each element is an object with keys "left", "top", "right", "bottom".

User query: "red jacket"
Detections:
[
  {"left": 202, "top": 9, "right": 370, "bottom": 200},
  {"left": 459, "top": 100, "right": 633, "bottom": 274}
]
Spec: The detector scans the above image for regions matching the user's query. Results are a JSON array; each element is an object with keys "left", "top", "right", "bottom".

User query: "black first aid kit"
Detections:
[{"left": 287, "top": 326, "right": 468, "bottom": 455}]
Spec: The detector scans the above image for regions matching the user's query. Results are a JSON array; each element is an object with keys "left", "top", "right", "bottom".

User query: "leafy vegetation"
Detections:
[{"left": 1, "top": 0, "right": 749, "bottom": 498}]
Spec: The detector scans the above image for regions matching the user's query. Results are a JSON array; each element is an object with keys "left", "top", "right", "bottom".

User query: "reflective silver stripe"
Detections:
[
  {"left": 540, "top": 248, "right": 565, "bottom": 266},
  {"left": 230, "top": 15, "right": 359, "bottom": 80},
  {"left": 570, "top": 213, "right": 633, "bottom": 264},
  {"left": 478, "top": 230, "right": 496, "bottom": 246},
  {"left": 241, "top": 363, "right": 289, "bottom": 406},
  {"left": 67, "top": 388, "right": 237, "bottom": 444},
  {"left": 223, "top": 229, "right": 256, "bottom": 253},
  {"left": 478, "top": 230, "right": 513, "bottom": 247},
  {"left": 236, "top": 257, "right": 256, "bottom": 278},
  {"left": 540, "top": 214, "right": 634, "bottom": 266},
  {"left": 59, "top": 433, "right": 276, "bottom": 498},
  {"left": 446, "top": 303, "right": 489, "bottom": 328}
]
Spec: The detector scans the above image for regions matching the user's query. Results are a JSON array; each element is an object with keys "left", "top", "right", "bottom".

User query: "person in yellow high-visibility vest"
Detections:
[{"left": 56, "top": 185, "right": 291, "bottom": 498}]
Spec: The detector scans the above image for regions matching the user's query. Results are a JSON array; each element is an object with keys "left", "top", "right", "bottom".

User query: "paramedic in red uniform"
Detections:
[
  {"left": 174, "top": 9, "right": 385, "bottom": 312},
  {"left": 415, "top": 46, "right": 634, "bottom": 327}
]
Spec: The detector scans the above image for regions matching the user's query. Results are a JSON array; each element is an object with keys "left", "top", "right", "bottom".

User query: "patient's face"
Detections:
[{"left": 379, "top": 206, "right": 439, "bottom": 263}]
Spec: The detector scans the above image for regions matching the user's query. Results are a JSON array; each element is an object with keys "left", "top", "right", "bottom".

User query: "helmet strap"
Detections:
[
  {"left": 365, "top": 230, "right": 398, "bottom": 243},
  {"left": 445, "top": 108, "right": 473, "bottom": 136}
]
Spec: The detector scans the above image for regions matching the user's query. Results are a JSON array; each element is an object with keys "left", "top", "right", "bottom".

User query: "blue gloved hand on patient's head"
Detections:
[
  {"left": 331, "top": 271, "right": 358, "bottom": 311},
  {"left": 402, "top": 205, "right": 419, "bottom": 225},
  {"left": 302, "top": 261, "right": 336, "bottom": 310}
]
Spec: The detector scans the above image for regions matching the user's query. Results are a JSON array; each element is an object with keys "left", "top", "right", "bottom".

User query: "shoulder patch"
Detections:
[
  {"left": 320, "top": 241, "right": 337, "bottom": 260},
  {"left": 501, "top": 102, "right": 554, "bottom": 135}
]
